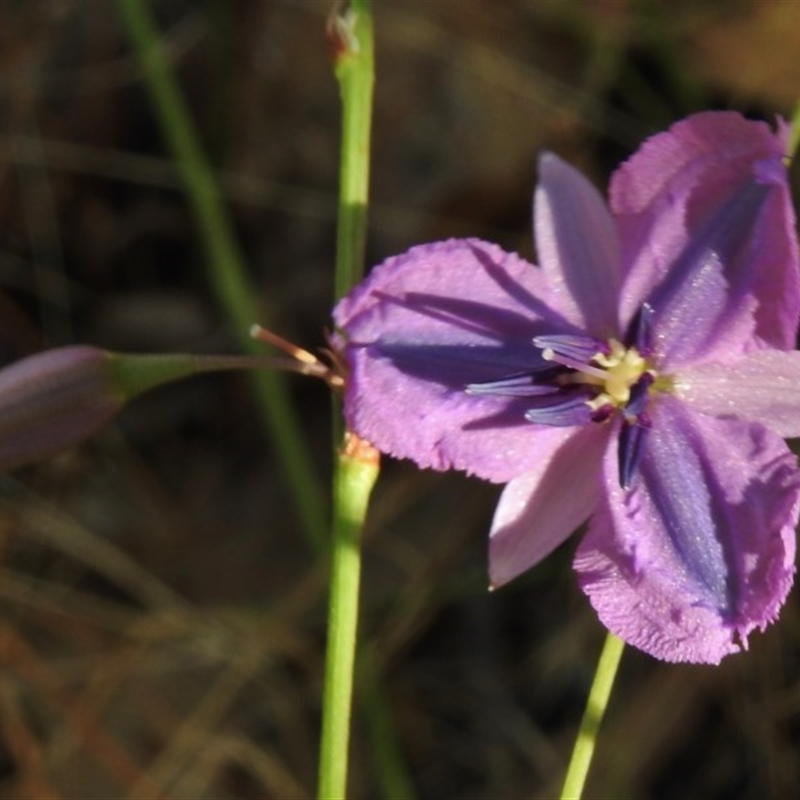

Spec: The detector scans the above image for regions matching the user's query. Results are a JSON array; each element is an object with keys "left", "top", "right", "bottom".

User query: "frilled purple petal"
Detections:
[
  {"left": 675, "top": 350, "right": 800, "bottom": 438},
  {"left": 535, "top": 154, "right": 621, "bottom": 338},
  {"left": 333, "top": 239, "right": 582, "bottom": 481},
  {"left": 489, "top": 423, "right": 609, "bottom": 587},
  {"left": 575, "top": 397, "right": 800, "bottom": 663},
  {"left": 612, "top": 112, "right": 799, "bottom": 364}
]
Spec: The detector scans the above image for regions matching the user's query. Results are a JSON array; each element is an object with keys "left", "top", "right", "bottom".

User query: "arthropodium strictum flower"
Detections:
[{"left": 333, "top": 112, "right": 800, "bottom": 663}]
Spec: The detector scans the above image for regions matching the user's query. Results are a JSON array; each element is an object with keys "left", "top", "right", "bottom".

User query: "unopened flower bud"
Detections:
[
  {"left": 0, "top": 346, "right": 122, "bottom": 471},
  {"left": 0, "top": 345, "right": 332, "bottom": 471},
  {"left": 0, "top": 347, "right": 206, "bottom": 471}
]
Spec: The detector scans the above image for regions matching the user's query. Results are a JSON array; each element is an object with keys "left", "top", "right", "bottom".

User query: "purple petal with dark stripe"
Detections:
[
  {"left": 613, "top": 112, "right": 799, "bottom": 359},
  {"left": 576, "top": 397, "right": 800, "bottom": 663},
  {"left": 645, "top": 180, "right": 773, "bottom": 366},
  {"left": 334, "top": 239, "right": 582, "bottom": 481}
]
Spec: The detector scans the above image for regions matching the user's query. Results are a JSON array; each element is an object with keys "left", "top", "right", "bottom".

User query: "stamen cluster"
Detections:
[
  {"left": 467, "top": 305, "right": 662, "bottom": 488},
  {"left": 587, "top": 339, "right": 649, "bottom": 409}
]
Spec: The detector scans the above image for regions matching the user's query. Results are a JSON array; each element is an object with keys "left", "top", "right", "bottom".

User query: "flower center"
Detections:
[
  {"left": 532, "top": 334, "right": 663, "bottom": 490},
  {"left": 464, "top": 316, "right": 670, "bottom": 489},
  {"left": 592, "top": 340, "right": 648, "bottom": 403},
  {"left": 539, "top": 337, "right": 654, "bottom": 413},
  {"left": 577, "top": 340, "right": 651, "bottom": 411}
]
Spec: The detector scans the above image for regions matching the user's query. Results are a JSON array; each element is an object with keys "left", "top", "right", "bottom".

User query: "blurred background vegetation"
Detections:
[{"left": 0, "top": 1, "right": 799, "bottom": 797}]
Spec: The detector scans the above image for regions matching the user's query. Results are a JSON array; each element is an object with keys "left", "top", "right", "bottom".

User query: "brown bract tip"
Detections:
[
  {"left": 326, "top": 2, "right": 359, "bottom": 63},
  {"left": 250, "top": 323, "right": 344, "bottom": 389},
  {"left": 341, "top": 430, "right": 380, "bottom": 465}
]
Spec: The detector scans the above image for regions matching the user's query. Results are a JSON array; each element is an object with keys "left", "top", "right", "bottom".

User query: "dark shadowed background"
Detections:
[{"left": 0, "top": 1, "right": 799, "bottom": 798}]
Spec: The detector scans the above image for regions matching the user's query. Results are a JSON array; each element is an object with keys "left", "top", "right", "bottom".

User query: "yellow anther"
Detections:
[
  {"left": 582, "top": 339, "right": 652, "bottom": 408},
  {"left": 593, "top": 339, "right": 628, "bottom": 368}
]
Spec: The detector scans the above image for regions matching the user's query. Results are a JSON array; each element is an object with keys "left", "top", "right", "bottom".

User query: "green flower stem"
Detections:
[
  {"left": 332, "top": 0, "right": 375, "bottom": 301},
  {"left": 318, "top": 438, "right": 379, "bottom": 800},
  {"left": 115, "top": 0, "right": 326, "bottom": 552},
  {"left": 789, "top": 100, "right": 800, "bottom": 158},
  {"left": 318, "top": 2, "right": 378, "bottom": 798},
  {"left": 107, "top": 352, "right": 333, "bottom": 399},
  {"left": 560, "top": 632, "right": 625, "bottom": 800}
]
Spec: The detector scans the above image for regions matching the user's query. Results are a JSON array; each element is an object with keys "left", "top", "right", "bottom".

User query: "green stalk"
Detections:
[
  {"left": 560, "top": 633, "right": 625, "bottom": 800},
  {"left": 107, "top": 352, "right": 332, "bottom": 398},
  {"left": 318, "top": 3, "right": 378, "bottom": 798},
  {"left": 332, "top": 0, "right": 375, "bottom": 301},
  {"left": 318, "top": 439, "right": 379, "bottom": 800},
  {"left": 115, "top": 0, "right": 326, "bottom": 551},
  {"left": 789, "top": 100, "right": 800, "bottom": 158}
]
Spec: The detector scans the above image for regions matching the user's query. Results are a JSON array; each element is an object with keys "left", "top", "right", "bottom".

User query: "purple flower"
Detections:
[{"left": 333, "top": 112, "right": 800, "bottom": 664}]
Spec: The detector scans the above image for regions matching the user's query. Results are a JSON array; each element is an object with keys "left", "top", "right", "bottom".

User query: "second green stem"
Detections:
[{"left": 560, "top": 632, "right": 625, "bottom": 800}]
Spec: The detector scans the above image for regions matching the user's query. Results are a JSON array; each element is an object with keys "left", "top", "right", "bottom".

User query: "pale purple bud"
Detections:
[
  {"left": 0, "top": 345, "right": 332, "bottom": 471},
  {"left": 0, "top": 346, "right": 121, "bottom": 470}
]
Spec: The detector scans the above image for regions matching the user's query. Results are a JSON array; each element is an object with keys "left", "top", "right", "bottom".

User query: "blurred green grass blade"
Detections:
[
  {"left": 789, "top": 99, "right": 800, "bottom": 158},
  {"left": 115, "top": 0, "right": 326, "bottom": 551},
  {"left": 360, "top": 645, "right": 416, "bottom": 800}
]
